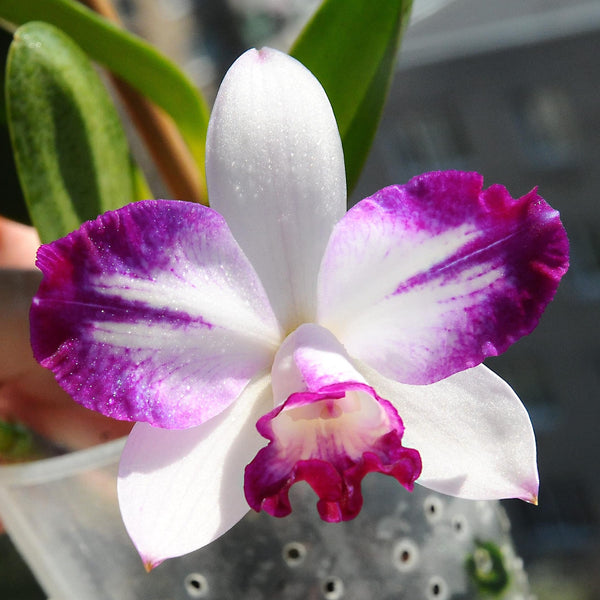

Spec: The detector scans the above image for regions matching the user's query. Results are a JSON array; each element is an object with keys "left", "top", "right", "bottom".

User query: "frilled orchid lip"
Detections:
[
  {"left": 28, "top": 47, "right": 568, "bottom": 567},
  {"left": 245, "top": 324, "right": 422, "bottom": 522},
  {"left": 245, "top": 385, "right": 422, "bottom": 522}
]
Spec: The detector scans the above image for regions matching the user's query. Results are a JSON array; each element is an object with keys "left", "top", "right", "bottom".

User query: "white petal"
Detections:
[
  {"left": 206, "top": 48, "right": 346, "bottom": 330},
  {"left": 357, "top": 362, "right": 539, "bottom": 502},
  {"left": 117, "top": 374, "right": 271, "bottom": 568}
]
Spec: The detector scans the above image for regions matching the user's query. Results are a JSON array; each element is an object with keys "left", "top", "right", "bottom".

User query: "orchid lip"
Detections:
[{"left": 244, "top": 377, "right": 422, "bottom": 522}]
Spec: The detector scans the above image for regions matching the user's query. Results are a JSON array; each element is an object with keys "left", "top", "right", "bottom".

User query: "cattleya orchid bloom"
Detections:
[{"left": 30, "top": 48, "right": 568, "bottom": 569}]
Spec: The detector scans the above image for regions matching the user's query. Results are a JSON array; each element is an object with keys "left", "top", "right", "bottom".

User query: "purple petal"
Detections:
[
  {"left": 318, "top": 171, "right": 569, "bottom": 384},
  {"left": 31, "top": 200, "right": 280, "bottom": 429},
  {"left": 244, "top": 324, "right": 421, "bottom": 521},
  {"left": 118, "top": 374, "right": 271, "bottom": 568},
  {"left": 206, "top": 48, "right": 346, "bottom": 330},
  {"left": 358, "top": 361, "right": 539, "bottom": 502}
]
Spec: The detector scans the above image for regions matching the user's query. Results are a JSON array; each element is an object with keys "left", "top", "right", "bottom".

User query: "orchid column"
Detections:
[{"left": 30, "top": 47, "right": 568, "bottom": 570}]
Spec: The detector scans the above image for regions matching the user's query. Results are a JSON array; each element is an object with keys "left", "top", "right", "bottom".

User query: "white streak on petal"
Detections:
[
  {"left": 320, "top": 223, "right": 476, "bottom": 332},
  {"left": 117, "top": 374, "right": 271, "bottom": 567},
  {"left": 335, "top": 263, "right": 501, "bottom": 380},
  {"left": 94, "top": 270, "right": 279, "bottom": 344},
  {"left": 207, "top": 48, "right": 346, "bottom": 330}
]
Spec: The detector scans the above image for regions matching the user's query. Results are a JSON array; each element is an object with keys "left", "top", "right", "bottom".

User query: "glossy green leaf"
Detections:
[
  {"left": 6, "top": 22, "right": 136, "bottom": 242},
  {"left": 291, "top": 0, "right": 413, "bottom": 193},
  {"left": 0, "top": 0, "right": 208, "bottom": 192}
]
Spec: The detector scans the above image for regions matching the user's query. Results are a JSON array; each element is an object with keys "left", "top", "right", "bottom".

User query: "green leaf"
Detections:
[
  {"left": 0, "top": 0, "right": 208, "bottom": 191},
  {"left": 291, "top": 0, "right": 413, "bottom": 193},
  {"left": 6, "top": 21, "right": 137, "bottom": 242}
]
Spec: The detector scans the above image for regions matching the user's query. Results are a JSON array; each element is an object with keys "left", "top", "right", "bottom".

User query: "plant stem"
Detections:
[{"left": 79, "top": 0, "right": 206, "bottom": 204}]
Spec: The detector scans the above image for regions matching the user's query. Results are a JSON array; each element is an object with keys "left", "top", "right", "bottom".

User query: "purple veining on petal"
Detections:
[
  {"left": 31, "top": 200, "right": 280, "bottom": 429},
  {"left": 318, "top": 170, "right": 569, "bottom": 385},
  {"left": 244, "top": 381, "right": 422, "bottom": 522}
]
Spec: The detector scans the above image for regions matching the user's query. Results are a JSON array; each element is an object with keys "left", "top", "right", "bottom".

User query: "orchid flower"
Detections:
[{"left": 30, "top": 48, "right": 568, "bottom": 569}]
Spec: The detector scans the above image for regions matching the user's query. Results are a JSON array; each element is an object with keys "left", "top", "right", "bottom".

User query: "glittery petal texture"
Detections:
[
  {"left": 206, "top": 48, "right": 346, "bottom": 330},
  {"left": 31, "top": 200, "right": 280, "bottom": 429},
  {"left": 318, "top": 170, "right": 569, "bottom": 384}
]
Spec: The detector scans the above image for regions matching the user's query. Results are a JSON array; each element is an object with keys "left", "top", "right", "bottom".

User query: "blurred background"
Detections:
[{"left": 1, "top": 0, "right": 599, "bottom": 598}]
